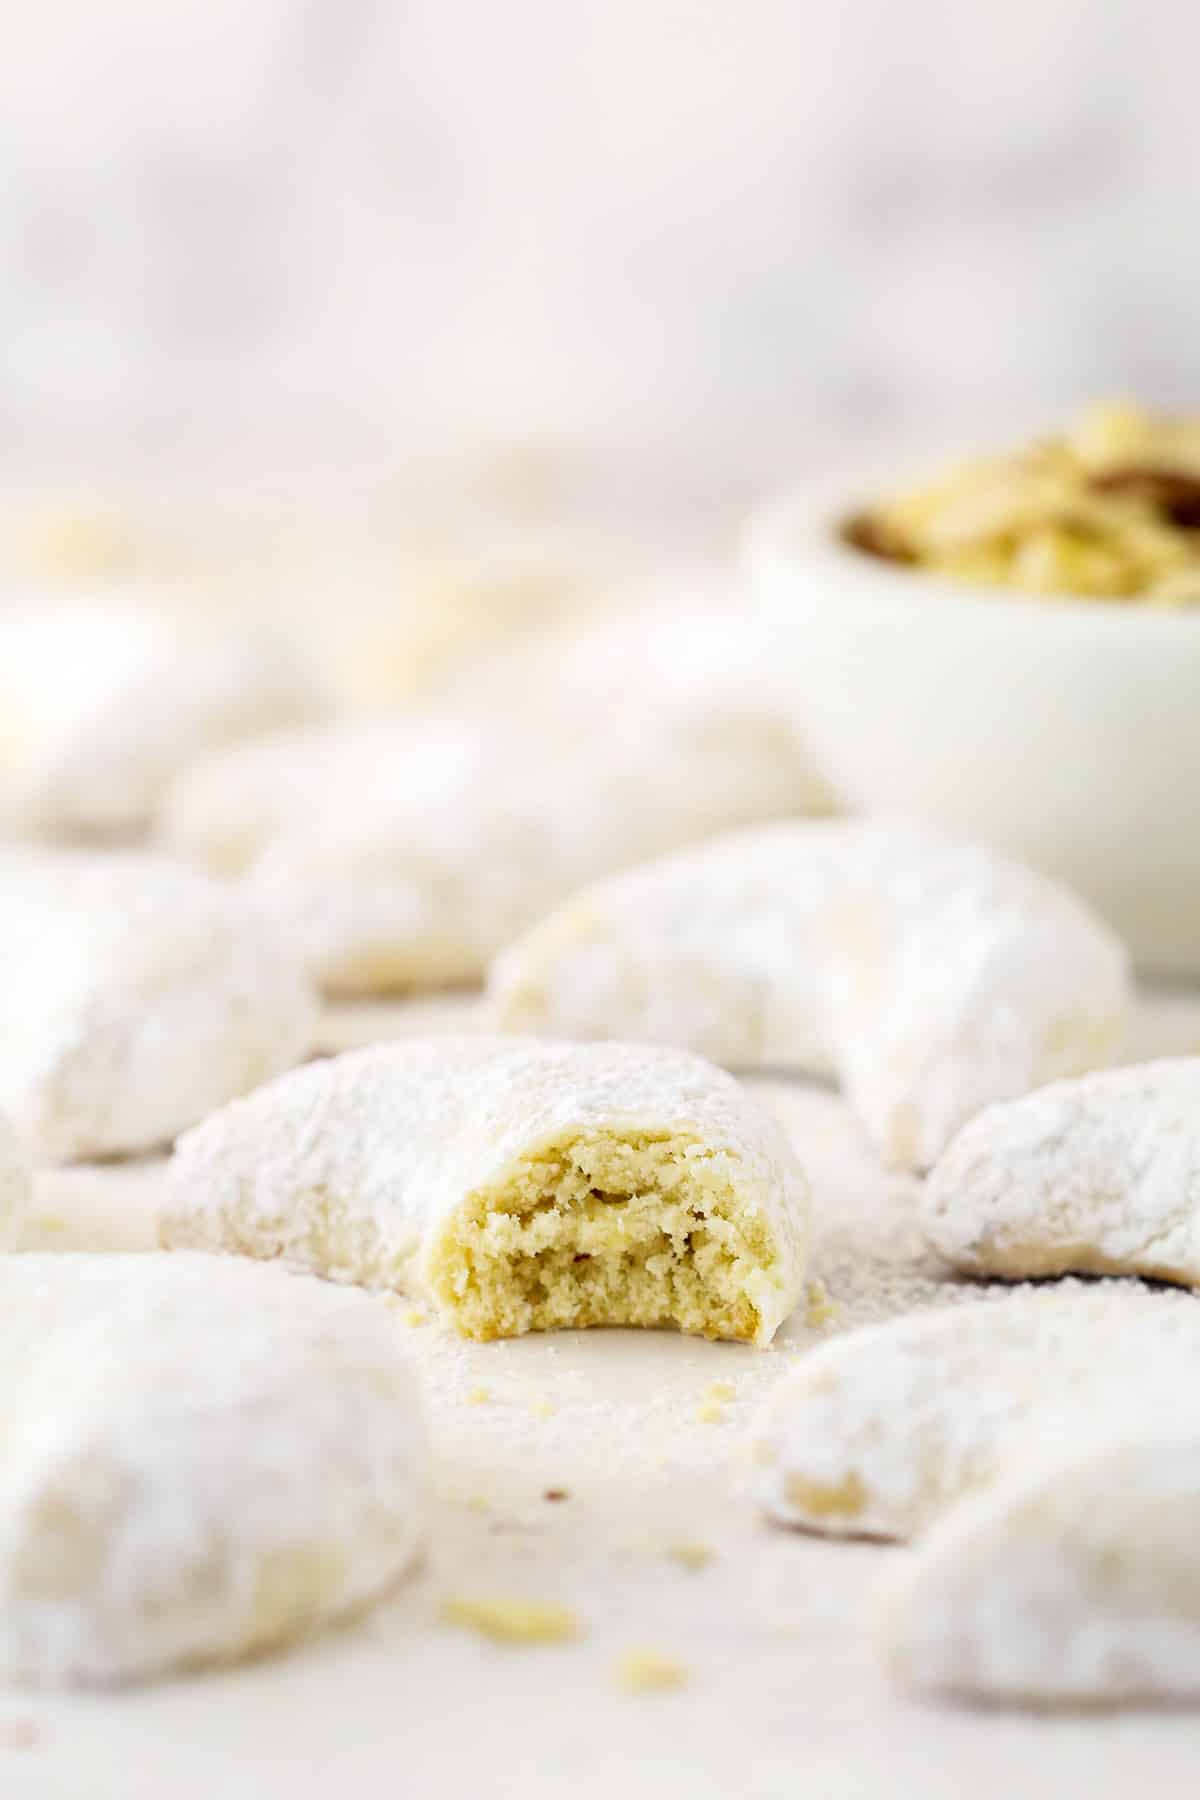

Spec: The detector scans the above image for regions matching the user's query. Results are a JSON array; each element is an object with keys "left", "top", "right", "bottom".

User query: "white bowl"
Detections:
[{"left": 744, "top": 458, "right": 1200, "bottom": 976}]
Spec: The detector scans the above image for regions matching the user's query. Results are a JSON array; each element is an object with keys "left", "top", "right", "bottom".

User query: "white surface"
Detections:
[
  {"left": 2, "top": 984, "right": 1200, "bottom": 1793},
  {"left": 745, "top": 462, "right": 1200, "bottom": 974}
]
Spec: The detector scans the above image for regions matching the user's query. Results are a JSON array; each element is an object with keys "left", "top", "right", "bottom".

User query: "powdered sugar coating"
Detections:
[
  {"left": 883, "top": 1419, "right": 1200, "bottom": 1705},
  {"left": 164, "top": 1036, "right": 810, "bottom": 1344},
  {"left": 490, "top": 818, "right": 1130, "bottom": 1168},
  {"left": 924, "top": 1058, "right": 1200, "bottom": 1286},
  {"left": 0, "top": 602, "right": 325, "bottom": 838},
  {"left": 0, "top": 849, "right": 316, "bottom": 1160},
  {"left": 750, "top": 1285, "right": 1200, "bottom": 1540},
  {"left": 0, "top": 1253, "right": 426, "bottom": 1687}
]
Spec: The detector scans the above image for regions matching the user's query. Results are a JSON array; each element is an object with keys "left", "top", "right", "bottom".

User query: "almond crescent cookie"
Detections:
[
  {"left": 749, "top": 1286, "right": 1200, "bottom": 1540},
  {"left": 164, "top": 1037, "right": 810, "bottom": 1346},
  {"left": 883, "top": 1420, "right": 1200, "bottom": 1706},
  {"left": 0, "top": 603, "right": 325, "bottom": 838},
  {"left": 159, "top": 714, "right": 469, "bottom": 879},
  {"left": 161, "top": 686, "right": 820, "bottom": 994},
  {"left": 923, "top": 1058, "right": 1200, "bottom": 1287},
  {"left": 489, "top": 818, "right": 1130, "bottom": 1168},
  {"left": 163, "top": 709, "right": 579, "bottom": 987},
  {"left": 0, "top": 1254, "right": 426, "bottom": 1686},
  {"left": 0, "top": 850, "right": 316, "bottom": 1160}
]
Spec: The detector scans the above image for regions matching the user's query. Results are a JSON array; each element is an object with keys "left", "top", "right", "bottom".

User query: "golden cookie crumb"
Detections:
[
  {"left": 23, "top": 508, "right": 138, "bottom": 584},
  {"left": 614, "top": 1649, "right": 689, "bottom": 1693},
  {"left": 695, "top": 1401, "right": 725, "bottom": 1424},
  {"left": 442, "top": 1593, "right": 579, "bottom": 1645},
  {"left": 783, "top": 1471, "right": 868, "bottom": 1520},
  {"left": 383, "top": 1295, "right": 427, "bottom": 1327},
  {"left": 804, "top": 1280, "right": 838, "bottom": 1330},
  {"left": 666, "top": 1541, "right": 715, "bottom": 1571},
  {"left": 0, "top": 1718, "right": 40, "bottom": 1751},
  {"left": 466, "top": 1387, "right": 491, "bottom": 1406},
  {"left": 530, "top": 1400, "right": 556, "bottom": 1419},
  {"left": 704, "top": 1380, "right": 736, "bottom": 1402}
]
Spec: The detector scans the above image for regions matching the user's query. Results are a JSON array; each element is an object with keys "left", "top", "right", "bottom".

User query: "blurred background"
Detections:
[{"left": 2, "top": 0, "right": 1194, "bottom": 529}]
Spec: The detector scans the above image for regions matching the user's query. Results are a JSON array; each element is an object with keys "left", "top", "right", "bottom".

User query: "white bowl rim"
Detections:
[{"left": 745, "top": 450, "right": 1200, "bottom": 637}]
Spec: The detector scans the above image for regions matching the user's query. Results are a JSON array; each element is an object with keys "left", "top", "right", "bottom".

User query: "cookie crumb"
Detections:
[
  {"left": 615, "top": 1649, "right": 689, "bottom": 1693},
  {"left": 695, "top": 1401, "right": 725, "bottom": 1424},
  {"left": 543, "top": 1488, "right": 569, "bottom": 1503},
  {"left": 24, "top": 508, "right": 137, "bottom": 584},
  {"left": 442, "top": 1594, "right": 579, "bottom": 1645},
  {"left": 704, "top": 1380, "right": 736, "bottom": 1402},
  {"left": 530, "top": 1400, "right": 556, "bottom": 1418},
  {"left": 805, "top": 1280, "right": 838, "bottom": 1329},
  {"left": 666, "top": 1541, "right": 714, "bottom": 1571},
  {"left": 466, "top": 1387, "right": 491, "bottom": 1406},
  {"left": 0, "top": 1720, "right": 40, "bottom": 1751}
]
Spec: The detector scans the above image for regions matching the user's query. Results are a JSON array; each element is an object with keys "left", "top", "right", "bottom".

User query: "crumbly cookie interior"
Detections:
[{"left": 430, "top": 1130, "right": 775, "bottom": 1342}]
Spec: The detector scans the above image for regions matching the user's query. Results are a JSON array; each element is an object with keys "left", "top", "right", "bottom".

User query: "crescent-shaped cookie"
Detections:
[
  {"left": 883, "top": 1419, "right": 1200, "bottom": 1705},
  {"left": 0, "top": 1254, "right": 426, "bottom": 1686},
  {"left": 161, "top": 611, "right": 825, "bottom": 995},
  {"left": 923, "top": 1058, "right": 1200, "bottom": 1287},
  {"left": 0, "top": 603, "right": 324, "bottom": 838},
  {"left": 164, "top": 1037, "right": 810, "bottom": 1346},
  {"left": 489, "top": 819, "right": 1129, "bottom": 1168},
  {"left": 749, "top": 1287, "right": 1200, "bottom": 1539},
  {"left": 0, "top": 850, "right": 315, "bottom": 1160}
]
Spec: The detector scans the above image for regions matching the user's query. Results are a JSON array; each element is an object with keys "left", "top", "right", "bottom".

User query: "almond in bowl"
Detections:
[
  {"left": 844, "top": 402, "right": 1200, "bottom": 603},
  {"left": 744, "top": 402, "right": 1200, "bottom": 975}
]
